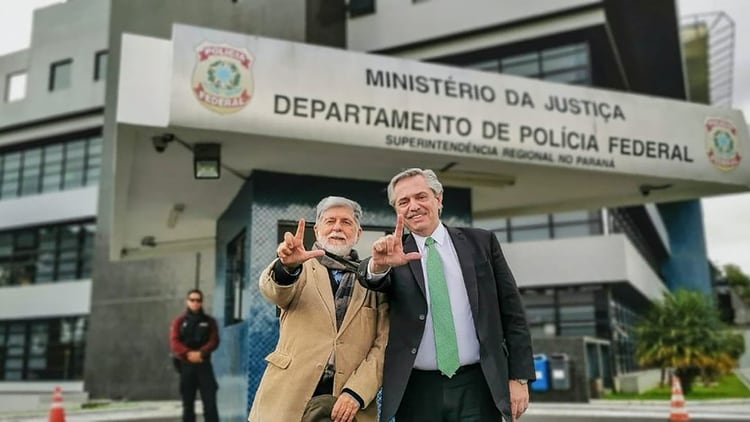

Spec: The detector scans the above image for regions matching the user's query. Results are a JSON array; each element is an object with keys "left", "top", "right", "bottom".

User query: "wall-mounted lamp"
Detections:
[{"left": 193, "top": 143, "right": 221, "bottom": 179}]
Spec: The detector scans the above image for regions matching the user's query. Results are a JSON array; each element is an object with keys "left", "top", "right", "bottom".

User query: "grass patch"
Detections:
[
  {"left": 605, "top": 373, "right": 750, "bottom": 400},
  {"left": 81, "top": 400, "right": 112, "bottom": 409}
]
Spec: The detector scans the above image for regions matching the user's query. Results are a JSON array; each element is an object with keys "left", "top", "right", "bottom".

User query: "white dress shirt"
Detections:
[{"left": 412, "top": 224, "right": 480, "bottom": 370}]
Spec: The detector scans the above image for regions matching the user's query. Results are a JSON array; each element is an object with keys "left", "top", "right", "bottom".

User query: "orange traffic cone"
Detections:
[
  {"left": 668, "top": 374, "right": 689, "bottom": 421},
  {"left": 48, "top": 386, "right": 66, "bottom": 422}
]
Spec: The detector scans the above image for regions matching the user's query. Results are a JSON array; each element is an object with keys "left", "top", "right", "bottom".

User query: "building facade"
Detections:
[
  {"left": 1, "top": 0, "right": 747, "bottom": 419},
  {"left": 0, "top": 0, "right": 108, "bottom": 393}
]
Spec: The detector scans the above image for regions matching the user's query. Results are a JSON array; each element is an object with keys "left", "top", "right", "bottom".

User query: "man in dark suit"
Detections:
[{"left": 358, "top": 168, "right": 534, "bottom": 422}]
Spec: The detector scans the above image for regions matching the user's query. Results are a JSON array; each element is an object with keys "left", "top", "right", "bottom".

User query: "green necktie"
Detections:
[{"left": 425, "top": 236, "right": 460, "bottom": 377}]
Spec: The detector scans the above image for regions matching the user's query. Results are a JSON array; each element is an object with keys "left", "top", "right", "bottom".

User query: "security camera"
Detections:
[
  {"left": 639, "top": 183, "right": 673, "bottom": 197},
  {"left": 140, "top": 236, "right": 157, "bottom": 247},
  {"left": 151, "top": 133, "right": 175, "bottom": 153}
]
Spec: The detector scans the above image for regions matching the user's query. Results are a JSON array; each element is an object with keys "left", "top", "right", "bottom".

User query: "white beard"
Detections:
[
  {"left": 322, "top": 243, "right": 352, "bottom": 257},
  {"left": 318, "top": 231, "right": 357, "bottom": 257}
]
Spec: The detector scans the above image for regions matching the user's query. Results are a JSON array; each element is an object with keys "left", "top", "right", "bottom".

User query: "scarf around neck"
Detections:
[{"left": 313, "top": 242, "right": 359, "bottom": 329}]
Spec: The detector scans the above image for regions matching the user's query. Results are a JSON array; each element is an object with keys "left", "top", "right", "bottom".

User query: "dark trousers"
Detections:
[
  {"left": 179, "top": 361, "right": 219, "bottom": 422},
  {"left": 395, "top": 364, "right": 503, "bottom": 422}
]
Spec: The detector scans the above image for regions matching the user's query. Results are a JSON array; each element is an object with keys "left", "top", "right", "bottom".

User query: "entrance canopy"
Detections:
[{"left": 110, "top": 24, "right": 750, "bottom": 260}]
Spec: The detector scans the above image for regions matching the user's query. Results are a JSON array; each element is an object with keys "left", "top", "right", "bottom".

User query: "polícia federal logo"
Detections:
[
  {"left": 705, "top": 117, "right": 742, "bottom": 171},
  {"left": 192, "top": 42, "right": 254, "bottom": 114}
]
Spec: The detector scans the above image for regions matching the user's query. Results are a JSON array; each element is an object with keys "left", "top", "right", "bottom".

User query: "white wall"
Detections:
[
  {"left": 502, "top": 234, "right": 667, "bottom": 300},
  {"left": 0, "top": 186, "right": 97, "bottom": 230},
  {"left": 0, "top": 0, "right": 109, "bottom": 128},
  {"left": 0, "top": 280, "right": 91, "bottom": 319}
]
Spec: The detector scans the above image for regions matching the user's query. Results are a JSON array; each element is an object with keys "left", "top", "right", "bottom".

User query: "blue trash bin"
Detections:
[{"left": 531, "top": 354, "right": 550, "bottom": 391}]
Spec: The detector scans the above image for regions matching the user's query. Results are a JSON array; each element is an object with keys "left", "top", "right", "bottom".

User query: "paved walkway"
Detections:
[
  {"left": 0, "top": 401, "right": 186, "bottom": 422},
  {"left": 529, "top": 399, "right": 750, "bottom": 420},
  {"left": 2, "top": 398, "right": 750, "bottom": 421}
]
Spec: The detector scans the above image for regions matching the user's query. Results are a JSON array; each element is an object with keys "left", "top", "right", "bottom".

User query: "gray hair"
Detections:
[
  {"left": 315, "top": 196, "right": 363, "bottom": 226},
  {"left": 386, "top": 168, "right": 444, "bottom": 206}
]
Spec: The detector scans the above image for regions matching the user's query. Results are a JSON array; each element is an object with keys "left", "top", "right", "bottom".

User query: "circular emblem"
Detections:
[
  {"left": 192, "top": 42, "right": 254, "bottom": 114},
  {"left": 705, "top": 117, "right": 742, "bottom": 171}
]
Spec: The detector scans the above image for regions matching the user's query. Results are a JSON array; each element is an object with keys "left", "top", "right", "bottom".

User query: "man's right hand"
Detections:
[
  {"left": 276, "top": 218, "right": 324, "bottom": 268},
  {"left": 369, "top": 215, "right": 421, "bottom": 273},
  {"left": 186, "top": 351, "right": 203, "bottom": 363}
]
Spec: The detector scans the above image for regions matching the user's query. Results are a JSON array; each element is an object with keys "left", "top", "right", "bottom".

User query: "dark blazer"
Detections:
[{"left": 358, "top": 225, "right": 535, "bottom": 421}]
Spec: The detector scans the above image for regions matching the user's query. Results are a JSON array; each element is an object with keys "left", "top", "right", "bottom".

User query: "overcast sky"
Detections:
[{"left": 1, "top": 0, "right": 749, "bottom": 275}]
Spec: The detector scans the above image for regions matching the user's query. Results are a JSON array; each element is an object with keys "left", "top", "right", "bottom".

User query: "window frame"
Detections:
[
  {"left": 0, "top": 316, "right": 88, "bottom": 380},
  {"left": 349, "top": 0, "right": 375, "bottom": 17},
  {"left": 5, "top": 71, "right": 28, "bottom": 103},
  {"left": 48, "top": 59, "right": 73, "bottom": 92},
  {"left": 94, "top": 50, "right": 108, "bottom": 81},
  {"left": 0, "top": 219, "right": 95, "bottom": 287},
  {"left": 0, "top": 130, "right": 102, "bottom": 200}
]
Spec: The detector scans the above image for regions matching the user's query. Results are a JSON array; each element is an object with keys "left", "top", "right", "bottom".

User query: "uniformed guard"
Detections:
[{"left": 170, "top": 289, "right": 219, "bottom": 422}]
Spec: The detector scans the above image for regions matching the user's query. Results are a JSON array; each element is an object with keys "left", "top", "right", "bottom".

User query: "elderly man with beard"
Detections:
[{"left": 249, "top": 196, "right": 388, "bottom": 422}]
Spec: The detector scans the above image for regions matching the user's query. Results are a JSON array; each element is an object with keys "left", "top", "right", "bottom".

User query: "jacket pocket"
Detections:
[{"left": 265, "top": 350, "right": 291, "bottom": 369}]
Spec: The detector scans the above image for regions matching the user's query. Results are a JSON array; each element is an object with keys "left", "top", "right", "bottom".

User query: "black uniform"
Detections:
[{"left": 170, "top": 309, "right": 220, "bottom": 422}]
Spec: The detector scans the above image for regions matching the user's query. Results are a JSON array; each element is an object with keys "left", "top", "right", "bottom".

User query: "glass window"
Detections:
[
  {"left": 526, "top": 306, "right": 555, "bottom": 324},
  {"left": 509, "top": 214, "right": 550, "bottom": 242},
  {"left": 511, "top": 228, "right": 550, "bottom": 242},
  {"left": 511, "top": 214, "right": 548, "bottom": 226},
  {"left": 5, "top": 72, "right": 27, "bottom": 102},
  {"left": 85, "top": 136, "right": 102, "bottom": 184},
  {"left": 49, "top": 59, "right": 73, "bottom": 91},
  {"left": 20, "top": 148, "right": 42, "bottom": 195},
  {"left": 225, "top": 230, "right": 246, "bottom": 326},
  {"left": 0, "top": 131, "right": 103, "bottom": 200},
  {"left": 554, "top": 224, "right": 595, "bottom": 239},
  {"left": 552, "top": 210, "right": 589, "bottom": 223},
  {"left": 94, "top": 51, "right": 108, "bottom": 81},
  {"left": 63, "top": 140, "right": 86, "bottom": 188},
  {"left": 469, "top": 42, "right": 591, "bottom": 86},
  {"left": 72, "top": 317, "right": 86, "bottom": 343},
  {"left": 0, "top": 221, "right": 94, "bottom": 286},
  {"left": 541, "top": 44, "right": 589, "bottom": 72},
  {"left": 474, "top": 217, "right": 507, "bottom": 231},
  {"left": 501, "top": 53, "right": 540, "bottom": 77},
  {"left": 545, "top": 69, "right": 590, "bottom": 85},
  {"left": 559, "top": 304, "right": 595, "bottom": 322},
  {"left": 349, "top": 0, "right": 375, "bottom": 17},
  {"left": 467, "top": 59, "right": 499, "bottom": 73},
  {"left": 560, "top": 322, "right": 596, "bottom": 336},
  {"left": 0, "top": 317, "right": 87, "bottom": 380},
  {"left": 1, "top": 152, "right": 21, "bottom": 199},
  {"left": 42, "top": 144, "right": 63, "bottom": 193},
  {"left": 493, "top": 231, "right": 508, "bottom": 243}
]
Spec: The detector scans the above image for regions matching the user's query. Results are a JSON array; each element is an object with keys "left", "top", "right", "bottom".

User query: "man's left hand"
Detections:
[
  {"left": 509, "top": 380, "right": 529, "bottom": 421},
  {"left": 331, "top": 392, "right": 360, "bottom": 422}
]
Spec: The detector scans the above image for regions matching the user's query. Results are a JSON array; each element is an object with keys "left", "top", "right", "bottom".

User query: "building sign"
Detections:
[{"left": 169, "top": 24, "right": 750, "bottom": 186}]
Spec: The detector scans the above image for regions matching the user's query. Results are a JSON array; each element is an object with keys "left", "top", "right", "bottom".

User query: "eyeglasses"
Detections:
[{"left": 188, "top": 297, "right": 202, "bottom": 303}]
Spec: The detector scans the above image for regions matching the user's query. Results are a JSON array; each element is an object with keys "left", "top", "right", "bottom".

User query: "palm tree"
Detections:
[{"left": 634, "top": 289, "right": 738, "bottom": 393}]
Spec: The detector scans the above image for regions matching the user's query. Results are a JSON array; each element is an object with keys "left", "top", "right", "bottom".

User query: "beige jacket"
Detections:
[{"left": 248, "top": 259, "right": 388, "bottom": 422}]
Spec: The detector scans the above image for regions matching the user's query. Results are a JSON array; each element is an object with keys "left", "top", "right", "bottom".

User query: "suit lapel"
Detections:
[
  {"left": 404, "top": 234, "right": 427, "bottom": 299},
  {"left": 312, "top": 261, "right": 336, "bottom": 330},
  {"left": 337, "top": 282, "right": 365, "bottom": 335},
  {"left": 448, "top": 226, "right": 479, "bottom": 318}
]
